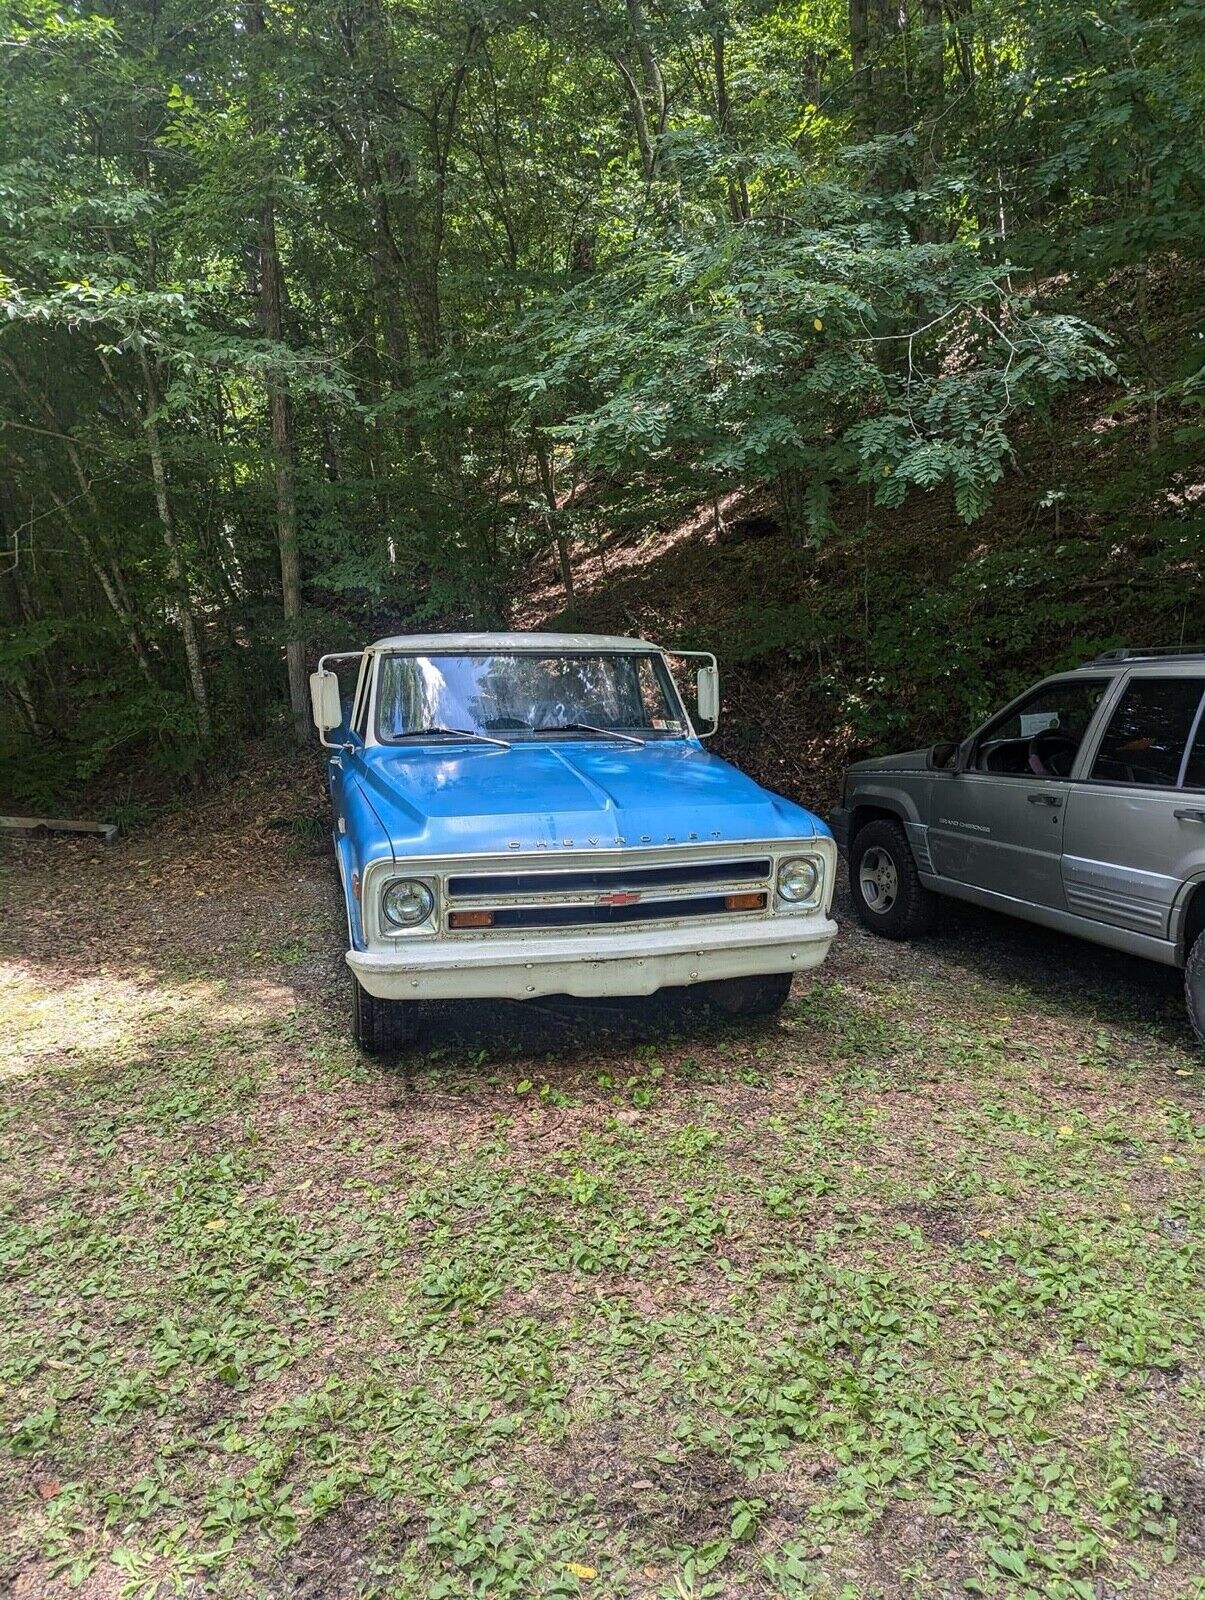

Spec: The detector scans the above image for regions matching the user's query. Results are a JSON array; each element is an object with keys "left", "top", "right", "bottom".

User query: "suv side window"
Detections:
[
  {"left": 1091, "top": 676, "right": 1205, "bottom": 788},
  {"left": 974, "top": 679, "right": 1108, "bottom": 777}
]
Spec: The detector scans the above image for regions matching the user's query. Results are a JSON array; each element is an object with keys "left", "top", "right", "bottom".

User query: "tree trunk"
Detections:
[
  {"left": 140, "top": 353, "right": 212, "bottom": 739},
  {"left": 258, "top": 199, "right": 308, "bottom": 744},
  {"left": 247, "top": 1, "right": 308, "bottom": 744},
  {"left": 710, "top": 19, "right": 750, "bottom": 222},
  {"left": 7, "top": 674, "right": 40, "bottom": 735},
  {"left": 919, "top": 0, "right": 944, "bottom": 182},
  {"left": 533, "top": 435, "right": 574, "bottom": 605},
  {"left": 612, "top": 52, "right": 658, "bottom": 183},
  {"left": 849, "top": 0, "right": 872, "bottom": 138},
  {"left": 384, "top": 148, "right": 445, "bottom": 360},
  {"left": 914, "top": 2, "right": 945, "bottom": 253},
  {"left": 626, "top": 0, "right": 667, "bottom": 130},
  {"left": 63, "top": 494, "right": 156, "bottom": 683}
]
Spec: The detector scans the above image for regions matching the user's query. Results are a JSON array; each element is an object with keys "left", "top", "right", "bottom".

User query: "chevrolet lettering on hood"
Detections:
[
  {"left": 506, "top": 830, "right": 725, "bottom": 849},
  {"left": 309, "top": 630, "right": 837, "bottom": 1052}
]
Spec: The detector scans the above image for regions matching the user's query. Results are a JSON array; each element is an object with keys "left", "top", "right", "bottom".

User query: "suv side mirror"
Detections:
[
  {"left": 309, "top": 669, "right": 342, "bottom": 736},
  {"left": 696, "top": 664, "right": 720, "bottom": 732},
  {"left": 929, "top": 740, "right": 960, "bottom": 771}
]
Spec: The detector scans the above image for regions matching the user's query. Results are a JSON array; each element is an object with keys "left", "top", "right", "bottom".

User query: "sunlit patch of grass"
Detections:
[
  {"left": 0, "top": 962, "right": 301, "bottom": 1083},
  {"left": 0, "top": 963, "right": 193, "bottom": 1079}
]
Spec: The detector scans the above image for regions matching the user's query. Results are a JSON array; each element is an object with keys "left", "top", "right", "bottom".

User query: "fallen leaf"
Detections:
[
  {"left": 204, "top": 1218, "right": 227, "bottom": 1231},
  {"left": 37, "top": 1481, "right": 60, "bottom": 1500},
  {"left": 564, "top": 1561, "right": 597, "bottom": 1580},
  {"left": 1056, "top": 1125, "right": 1074, "bottom": 1137}
]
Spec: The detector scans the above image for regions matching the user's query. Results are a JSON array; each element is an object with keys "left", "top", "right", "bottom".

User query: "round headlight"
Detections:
[
  {"left": 777, "top": 857, "right": 820, "bottom": 903},
  {"left": 382, "top": 878, "right": 435, "bottom": 928}
]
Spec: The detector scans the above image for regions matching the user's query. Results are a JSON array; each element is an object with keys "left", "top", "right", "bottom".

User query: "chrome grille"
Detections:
[
  {"left": 443, "top": 854, "right": 775, "bottom": 933},
  {"left": 447, "top": 857, "right": 771, "bottom": 899}
]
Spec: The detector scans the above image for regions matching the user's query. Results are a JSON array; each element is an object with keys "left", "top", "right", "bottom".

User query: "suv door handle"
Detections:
[
  {"left": 1028, "top": 793, "right": 1063, "bottom": 807},
  {"left": 1174, "top": 808, "right": 1205, "bottom": 824}
]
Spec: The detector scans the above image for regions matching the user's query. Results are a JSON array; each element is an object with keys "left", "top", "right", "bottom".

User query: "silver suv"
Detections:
[{"left": 831, "top": 650, "right": 1205, "bottom": 1045}]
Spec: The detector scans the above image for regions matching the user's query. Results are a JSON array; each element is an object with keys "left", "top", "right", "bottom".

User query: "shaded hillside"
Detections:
[{"left": 519, "top": 271, "right": 1204, "bottom": 813}]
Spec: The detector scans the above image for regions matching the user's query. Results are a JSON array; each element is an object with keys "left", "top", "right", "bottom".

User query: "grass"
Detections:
[{"left": 0, "top": 770, "right": 1201, "bottom": 1600}]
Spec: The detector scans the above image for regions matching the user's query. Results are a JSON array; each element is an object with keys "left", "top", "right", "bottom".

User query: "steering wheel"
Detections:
[{"left": 1028, "top": 728, "right": 1079, "bottom": 777}]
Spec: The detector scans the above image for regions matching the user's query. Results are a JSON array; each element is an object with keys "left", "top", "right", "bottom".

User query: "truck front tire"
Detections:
[
  {"left": 1186, "top": 932, "right": 1205, "bottom": 1051},
  {"left": 351, "top": 975, "right": 418, "bottom": 1054},
  {"left": 850, "top": 818, "right": 936, "bottom": 940},
  {"left": 707, "top": 972, "right": 793, "bottom": 1017}
]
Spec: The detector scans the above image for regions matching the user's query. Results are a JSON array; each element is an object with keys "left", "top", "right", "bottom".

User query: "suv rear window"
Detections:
[{"left": 1091, "top": 677, "right": 1205, "bottom": 788}]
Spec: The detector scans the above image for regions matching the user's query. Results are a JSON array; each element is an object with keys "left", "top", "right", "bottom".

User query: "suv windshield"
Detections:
[{"left": 375, "top": 652, "right": 687, "bottom": 743}]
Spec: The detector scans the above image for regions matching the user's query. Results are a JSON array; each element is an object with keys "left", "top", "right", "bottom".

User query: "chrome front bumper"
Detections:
[{"left": 347, "top": 915, "right": 837, "bottom": 1002}]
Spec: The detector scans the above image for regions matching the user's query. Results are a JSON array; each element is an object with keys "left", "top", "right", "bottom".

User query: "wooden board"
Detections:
[{"left": 1, "top": 815, "right": 118, "bottom": 844}]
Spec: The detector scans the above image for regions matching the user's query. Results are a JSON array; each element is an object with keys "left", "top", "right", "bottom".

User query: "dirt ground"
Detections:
[{"left": 1, "top": 751, "right": 1201, "bottom": 1600}]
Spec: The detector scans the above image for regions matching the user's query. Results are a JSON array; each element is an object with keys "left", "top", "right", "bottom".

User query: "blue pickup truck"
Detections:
[{"left": 310, "top": 632, "right": 837, "bottom": 1050}]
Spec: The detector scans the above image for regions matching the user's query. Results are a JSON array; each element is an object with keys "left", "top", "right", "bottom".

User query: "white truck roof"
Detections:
[{"left": 368, "top": 631, "right": 658, "bottom": 654}]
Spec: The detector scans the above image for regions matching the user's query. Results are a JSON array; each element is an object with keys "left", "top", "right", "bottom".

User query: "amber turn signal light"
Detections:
[
  {"left": 724, "top": 892, "right": 766, "bottom": 912},
  {"left": 449, "top": 910, "right": 494, "bottom": 929}
]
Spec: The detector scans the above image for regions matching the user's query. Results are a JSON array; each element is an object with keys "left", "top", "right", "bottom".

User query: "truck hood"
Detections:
[
  {"left": 848, "top": 748, "right": 931, "bottom": 776},
  {"left": 357, "top": 739, "right": 828, "bottom": 859}
]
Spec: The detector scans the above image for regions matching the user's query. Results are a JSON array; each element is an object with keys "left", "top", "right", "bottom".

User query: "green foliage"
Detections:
[{"left": 1, "top": 0, "right": 1202, "bottom": 798}]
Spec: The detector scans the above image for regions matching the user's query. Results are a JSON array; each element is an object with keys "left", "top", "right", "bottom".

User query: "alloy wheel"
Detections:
[{"left": 859, "top": 845, "right": 899, "bottom": 914}]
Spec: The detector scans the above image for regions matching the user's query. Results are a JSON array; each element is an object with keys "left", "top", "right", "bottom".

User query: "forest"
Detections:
[{"left": 2, "top": 0, "right": 1203, "bottom": 808}]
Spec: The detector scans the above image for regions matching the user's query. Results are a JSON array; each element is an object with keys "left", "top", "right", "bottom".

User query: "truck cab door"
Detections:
[
  {"left": 326, "top": 653, "right": 369, "bottom": 834},
  {"left": 1062, "top": 672, "right": 1205, "bottom": 942},
  {"left": 927, "top": 676, "right": 1112, "bottom": 910}
]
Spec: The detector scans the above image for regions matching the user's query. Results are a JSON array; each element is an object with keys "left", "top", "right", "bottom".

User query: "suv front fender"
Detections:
[{"left": 832, "top": 766, "right": 935, "bottom": 867}]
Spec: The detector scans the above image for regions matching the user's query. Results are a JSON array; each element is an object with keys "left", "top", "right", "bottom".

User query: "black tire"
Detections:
[
  {"left": 1186, "top": 932, "right": 1205, "bottom": 1051},
  {"left": 707, "top": 972, "right": 793, "bottom": 1017},
  {"left": 351, "top": 975, "right": 418, "bottom": 1054},
  {"left": 850, "top": 817, "right": 936, "bottom": 939}
]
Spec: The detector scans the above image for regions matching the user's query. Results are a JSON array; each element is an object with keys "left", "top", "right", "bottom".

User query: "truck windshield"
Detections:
[{"left": 375, "top": 652, "right": 687, "bottom": 743}]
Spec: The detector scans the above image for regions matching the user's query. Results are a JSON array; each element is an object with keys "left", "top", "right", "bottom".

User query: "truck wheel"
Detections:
[
  {"left": 707, "top": 972, "right": 793, "bottom": 1017},
  {"left": 1187, "top": 932, "right": 1205, "bottom": 1050},
  {"left": 351, "top": 975, "right": 417, "bottom": 1054},
  {"left": 850, "top": 818, "right": 935, "bottom": 940}
]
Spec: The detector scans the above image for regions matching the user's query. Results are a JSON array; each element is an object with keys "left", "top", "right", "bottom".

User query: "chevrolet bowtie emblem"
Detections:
[{"left": 597, "top": 891, "right": 640, "bottom": 906}]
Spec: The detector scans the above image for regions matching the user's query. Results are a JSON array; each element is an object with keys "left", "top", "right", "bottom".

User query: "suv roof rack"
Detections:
[{"left": 1090, "top": 646, "right": 1205, "bottom": 664}]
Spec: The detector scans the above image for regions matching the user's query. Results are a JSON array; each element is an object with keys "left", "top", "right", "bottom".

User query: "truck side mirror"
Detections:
[
  {"left": 309, "top": 669, "right": 342, "bottom": 737},
  {"left": 696, "top": 664, "right": 720, "bottom": 733},
  {"left": 930, "top": 740, "right": 960, "bottom": 771}
]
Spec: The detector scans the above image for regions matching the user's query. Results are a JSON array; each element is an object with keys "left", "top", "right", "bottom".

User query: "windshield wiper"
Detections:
[
  {"left": 537, "top": 722, "right": 646, "bottom": 746},
  {"left": 395, "top": 725, "right": 511, "bottom": 749}
]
